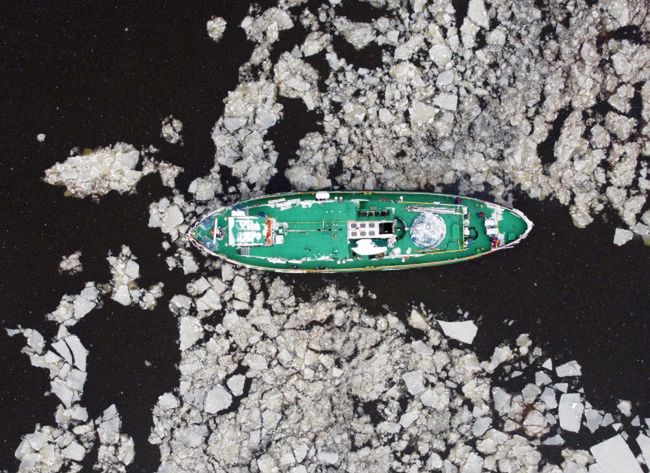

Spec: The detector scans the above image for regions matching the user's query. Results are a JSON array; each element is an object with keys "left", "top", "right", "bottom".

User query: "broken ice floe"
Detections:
[
  {"left": 14, "top": 403, "right": 135, "bottom": 473},
  {"left": 206, "top": 16, "right": 226, "bottom": 44},
  {"left": 44, "top": 143, "right": 183, "bottom": 198},
  {"left": 7, "top": 246, "right": 162, "bottom": 473},
  {"left": 210, "top": 79, "right": 281, "bottom": 192},
  {"left": 11, "top": 258, "right": 138, "bottom": 471},
  {"left": 43, "top": 143, "right": 144, "bottom": 198},
  {"left": 146, "top": 258, "right": 649, "bottom": 472},
  {"left": 58, "top": 251, "right": 83, "bottom": 275},
  {"left": 208, "top": 0, "right": 650, "bottom": 243},
  {"left": 46, "top": 282, "right": 100, "bottom": 326},
  {"left": 12, "top": 318, "right": 89, "bottom": 410},
  {"left": 161, "top": 115, "right": 183, "bottom": 145},
  {"left": 95, "top": 405, "right": 135, "bottom": 472},
  {"left": 107, "top": 245, "right": 164, "bottom": 310},
  {"left": 148, "top": 195, "right": 197, "bottom": 243}
]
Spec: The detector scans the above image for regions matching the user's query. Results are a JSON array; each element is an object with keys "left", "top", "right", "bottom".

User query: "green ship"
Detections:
[{"left": 188, "top": 191, "right": 533, "bottom": 273}]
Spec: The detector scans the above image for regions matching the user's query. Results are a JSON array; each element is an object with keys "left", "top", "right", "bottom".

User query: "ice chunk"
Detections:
[
  {"left": 585, "top": 408, "right": 604, "bottom": 433},
  {"left": 112, "top": 285, "right": 132, "bottom": 306},
  {"left": 535, "top": 370, "right": 552, "bottom": 386},
  {"left": 274, "top": 53, "right": 319, "bottom": 110},
  {"left": 161, "top": 205, "right": 184, "bottom": 234},
  {"left": 59, "top": 251, "right": 83, "bottom": 274},
  {"left": 637, "top": 434, "right": 650, "bottom": 468},
  {"left": 161, "top": 115, "right": 183, "bottom": 145},
  {"left": 408, "top": 308, "right": 430, "bottom": 332},
  {"left": 188, "top": 177, "right": 217, "bottom": 201},
  {"left": 317, "top": 450, "right": 339, "bottom": 465},
  {"left": 436, "top": 70, "right": 455, "bottom": 87},
  {"left": 522, "top": 383, "right": 541, "bottom": 403},
  {"left": 559, "top": 393, "right": 584, "bottom": 433},
  {"left": 410, "top": 101, "right": 438, "bottom": 126},
  {"left": 51, "top": 340, "right": 73, "bottom": 365},
  {"left": 555, "top": 382, "right": 568, "bottom": 393},
  {"left": 302, "top": 32, "right": 330, "bottom": 57},
  {"left": 37, "top": 133, "right": 46, "bottom": 142},
  {"left": 613, "top": 228, "right": 634, "bottom": 246},
  {"left": 492, "top": 387, "right": 512, "bottom": 415},
  {"left": 158, "top": 392, "right": 180, "bottom": 410},
  {"left": 543, "top": 434, "right": 565, "bottom": 446},
  {"left": 437, "top": 320, "right": 477, "bottom": 344},
  {"left": 182, "top": 255, "right": 198, "bottom": 275},
  {"left": 472, "top": 417, "right": 492, "bottom": 437},
  {"left": 196, "top": 288, "right": 222, "bottom": 314},
  {"left": 64, "top": 335, "right": 88, "bottom": 372},
  {"left": 179, "top": 316, "right": 204, "bottom": 350},
  {"left": 207, "top": 16, "right": 227, "bottom": 44},
  {"left": 556, "top": 360, "right": 582, "bottom": 377},
  {"left": 433, "top": 93, "right": 458, "bottom": 112},
  {"left": 257, "top": 454, "right": 277, "bottom": 473},
  {"left": 412, "top": 340, "right": 434, "bottom": 356},
  {"left": 51, "top": 378, "right": 74, "bottom": 407},
  {"left": 591, "top": 435, "right": 643, "bottom": 473},
  {"left": 462, "top": 452, "right": 483, "bottom": 473},
  {"left": 487, "top": 345, "right": 513, "bottom": 372},
  {"left": 334, "top": 18, "right": 374, "bottom": 50},
  {"left": 429, "top": 44, "right": 452, "bottom": 67},
  {"left": 227, "top": 374, "right": 246, "bottom": 396},
  {"left": 232, "top": 275, "right": 251, "bottom": 303},
  {"left": 468, "top": 0, "right": 489, "bottom": 28},
  {"left": 61, "top": 441, "right": 85, "bottom": 462},
  {"left": 402, "top": 370, "right": 425, "bottom": 395},
  {"left": 617, "top": 400, "right": 632, "bottom": 417},
  {"left": 523, "top": 410, "right": 547, "bottom": 436},
  {"left": 399, "top": 410, "right": 419, "bottom": 428},
  {"left": 204, "top": 385, "right": 233, "bottom": 414}
]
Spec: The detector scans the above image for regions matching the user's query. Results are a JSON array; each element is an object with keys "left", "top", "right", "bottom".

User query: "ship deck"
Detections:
[{"left": 190, "top": 192, "right": 531, "bottom": 272}]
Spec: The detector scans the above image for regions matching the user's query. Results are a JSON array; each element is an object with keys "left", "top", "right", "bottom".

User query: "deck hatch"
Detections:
[{"left": 348, "top": 220, "right": 394, "bottom": 240}]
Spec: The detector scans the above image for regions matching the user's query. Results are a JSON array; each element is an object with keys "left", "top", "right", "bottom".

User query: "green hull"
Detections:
[{"left": 188, "top": 191, "right": 533, "bottom": 273}]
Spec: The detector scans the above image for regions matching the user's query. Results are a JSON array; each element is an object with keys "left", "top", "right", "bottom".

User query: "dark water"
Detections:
[{"left": 1, "top": 2, "right": 648, "bottom": 471}]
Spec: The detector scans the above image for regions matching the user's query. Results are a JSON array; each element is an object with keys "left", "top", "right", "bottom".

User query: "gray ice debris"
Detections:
[
  {"left": 207, "top": 16, "right": 227, "bottom": 44},
  {"left": 161, "top": 115, "right": 183, "bottom": 145},
  {"left": 59, "top": 251, "right": 83, "bottom": 275}
]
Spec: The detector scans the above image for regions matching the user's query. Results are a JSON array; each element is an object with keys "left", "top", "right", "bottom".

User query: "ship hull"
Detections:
[{"left": 188, "top": 191, "right": 533, "bottom": 273}]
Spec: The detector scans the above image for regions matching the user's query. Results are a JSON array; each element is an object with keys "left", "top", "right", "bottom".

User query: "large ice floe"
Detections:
[
  {"left": 148, "top": 260, "right": 650, "bottom": 473},
  {"left": 207, "top": 0, "right": 650, "bottom": 241},
  {"left": 43, "top": 143, "right": 181, "bottom": 199}
]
